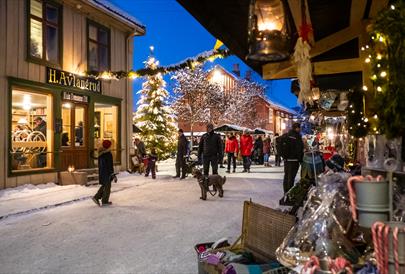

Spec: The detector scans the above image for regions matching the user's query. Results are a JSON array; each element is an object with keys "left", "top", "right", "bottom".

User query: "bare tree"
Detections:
[{"left": 171, "top": 66, "right": 224, "bottom": 139}]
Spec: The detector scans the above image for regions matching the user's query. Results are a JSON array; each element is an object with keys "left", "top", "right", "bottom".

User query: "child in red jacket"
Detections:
[{"left": 225, "top": 133, "right": 239, "bottom": 173}]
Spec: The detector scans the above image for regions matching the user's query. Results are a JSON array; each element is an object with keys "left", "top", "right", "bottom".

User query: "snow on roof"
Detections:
[
  {"left": 88, "top": 0, "right": 146, "bottom": 31},
  {"left": 258, "top": 95, "right": 297, "bottom": 115}
]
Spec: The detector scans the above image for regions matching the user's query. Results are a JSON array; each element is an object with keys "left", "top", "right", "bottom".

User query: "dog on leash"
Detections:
[{"left": 192, "top": 168, "right": 226, "bottom": 200}]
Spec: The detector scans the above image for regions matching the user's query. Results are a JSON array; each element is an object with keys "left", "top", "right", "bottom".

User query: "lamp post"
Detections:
[{"left": 247, "top": 0, "right": 292, "bottom": 62}]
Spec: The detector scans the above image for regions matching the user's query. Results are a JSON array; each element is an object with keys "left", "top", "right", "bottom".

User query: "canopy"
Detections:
[
  {"left": 253, "top": 128, "right": 273, "bottom": 135},
  {"left": 133, "top": 124, "right": 142, "bottom": 133},
  {"left": 214, "top": 124, "right": 252, "bottom": 133}
]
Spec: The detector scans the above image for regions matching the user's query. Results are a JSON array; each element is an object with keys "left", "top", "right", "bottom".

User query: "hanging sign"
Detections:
[
  {"left": 46, "top": 67, "right": 101, "bottom": 93},
  {"left": 63, "top": 92, "right": 88, "bottom": 103}
]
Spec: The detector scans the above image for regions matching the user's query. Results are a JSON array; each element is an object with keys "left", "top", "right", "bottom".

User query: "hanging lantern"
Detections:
[{"left": 247, "top": 0, "right": 292, "bottom": 62}]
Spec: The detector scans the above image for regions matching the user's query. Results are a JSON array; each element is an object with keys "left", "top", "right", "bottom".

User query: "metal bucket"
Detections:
[
  {"left": 355, "top": 180, "right": 389, "bottom": 228},
  {"left": 387, "top": 222, "right": 405, "bottom": 274}
]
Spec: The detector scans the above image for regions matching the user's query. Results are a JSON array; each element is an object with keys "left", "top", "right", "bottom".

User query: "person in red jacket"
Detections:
[
  {"left": 240, "top": 130, "right": 254, "bottom": 173},
  {"left": 225, "top": 133, "right": 239, "bottom": 173}
]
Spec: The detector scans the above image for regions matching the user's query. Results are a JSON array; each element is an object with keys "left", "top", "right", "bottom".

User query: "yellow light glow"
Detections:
[
  {"left": 362, "top": 85, "right": 368, "bottom": 91},
  {"left": 258, "top": 20, "right": 282, "bottom": 31},
  {"left": 380, "top": 71, "right": 387, "bottom": 77},
  {"left": 365, "top": 58, "right": 371, "bottom": 63},
  {"left": 377, "top": 64, "right": 381, "bottom": 68},
  {"left": 364, "top": 118, "right": 368, "bottom": 122},
  {"left": 366, "top": 45, "right": 369, "bottom": 49},
  {"left": 391, "top": 5, "right": 395, "bottom": 10},
  {"left": 379, "top": 36, "right": 384, "bottom": 42},
  {"left": 373, "top": 127, "right": 377, "bottom": 131},
  {"left": 374, "top": 114, "right": 378, "bottom": 119},
  {"left": 211, "top": 69, "right": 223, "bottom": 83},
  {"left": 371, "top": 75, "right": 377, "bottom": 80},
  {"left": 377, "top": 86, "right": 382, "bottom": 92},
  {"left": 68, "top": 165, "right": 75, "bottom": 172},
  {"left": 361, "top": 47, "right": 365, "bottom": 51},
  {"left": 377, "top": 54, "right": 382, "bottom": 60},
  {"left": 63, "top": 103, "right": 72, "bottom": 108}
]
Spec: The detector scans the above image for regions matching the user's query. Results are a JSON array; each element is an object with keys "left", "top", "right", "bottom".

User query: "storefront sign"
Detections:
[
  {"left": 47, "top": 67, "right": 101, "bottom": 93},
  {"left": 63, "top": 92, "right": 88, "bottom": 103}
]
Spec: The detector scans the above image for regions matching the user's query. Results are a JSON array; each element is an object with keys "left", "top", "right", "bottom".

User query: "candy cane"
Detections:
[
  {"left": 384, "top": 225, "right": 390, "bottom": 274},
  {"left": 347, "top": 175, "right": 364, "bottom": 221},
  {"left": 393, "top": 227, "right": 400, "bottom": 274}
]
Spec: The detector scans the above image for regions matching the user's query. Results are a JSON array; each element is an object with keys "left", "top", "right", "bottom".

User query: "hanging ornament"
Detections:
[{"left": 337, "top": 92, "right": 349, "bottom": 111}]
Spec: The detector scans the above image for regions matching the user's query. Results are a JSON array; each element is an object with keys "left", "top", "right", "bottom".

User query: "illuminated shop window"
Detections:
[
  {"left": 94, "top": 103, "right": 119, "bottom": 162},
  {"left": 11, "top": 88, "right": 54, "bottom": 172}
]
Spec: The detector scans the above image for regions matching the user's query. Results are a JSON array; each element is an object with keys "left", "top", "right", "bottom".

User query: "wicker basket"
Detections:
[{"left": 201, "top": 201, "right": 296, "bottom": 274}]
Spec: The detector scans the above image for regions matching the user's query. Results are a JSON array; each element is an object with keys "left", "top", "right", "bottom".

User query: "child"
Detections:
[{"left": 145, "top": 148, "right": 158, "bottom": 179}]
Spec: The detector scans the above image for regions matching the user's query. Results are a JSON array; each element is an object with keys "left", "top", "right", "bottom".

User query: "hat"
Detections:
[
  {"left": 326, "top": 154, "right": 345, "bottom": 171},
  {"left": 292, "top": 122, "right": 301, "bottom": 129},
  {"left": 102, "top": 140, "right": 112, "bottom": 149}
]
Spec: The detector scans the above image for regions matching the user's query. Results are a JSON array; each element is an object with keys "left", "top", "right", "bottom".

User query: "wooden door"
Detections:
[{"left": 60, "top": 102, "right": 89, "bottom": 170}]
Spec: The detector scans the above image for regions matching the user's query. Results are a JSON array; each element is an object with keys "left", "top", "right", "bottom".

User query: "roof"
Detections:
[
  {"left": 88, "top": 0, "right": 146, "bottom": 33},
  {"left": 255, "top": 95, "right": 297, "bottom": 115}
]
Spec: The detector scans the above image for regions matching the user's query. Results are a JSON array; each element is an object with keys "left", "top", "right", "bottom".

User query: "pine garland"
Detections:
[{"left": 369, "top": 1, "right": 405, "bottom": 138}]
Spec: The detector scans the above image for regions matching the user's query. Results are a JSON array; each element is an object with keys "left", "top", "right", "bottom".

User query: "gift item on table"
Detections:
[
  {"left": 302, "top": 256, "right": 353, "bottom": 274},
  {"left": 319, "top": 91, "right": 337, "bottom": 110},
  {"left": 356, "top": 262, "right": 378, "bottom": 274},
  {"left": 276, "top": 172, "right": 358, "bottom": 267}
]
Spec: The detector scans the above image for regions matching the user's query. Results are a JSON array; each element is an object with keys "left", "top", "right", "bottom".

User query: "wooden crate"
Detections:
[{"left": 201, "top": 201, "right": 296, "bottom": 273}]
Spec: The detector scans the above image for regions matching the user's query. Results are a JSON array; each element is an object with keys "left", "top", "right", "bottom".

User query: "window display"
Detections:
[
  {"left": 11, "top": 88, "right": 53, "bottom": 172},
  {"left": 94, "top": 103, "right": 119, "bottom": 162}
]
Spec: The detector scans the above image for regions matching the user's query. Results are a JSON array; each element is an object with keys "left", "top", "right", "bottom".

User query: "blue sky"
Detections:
[{"left": 109, "top": 0, "right": 298, "bottom": 111}]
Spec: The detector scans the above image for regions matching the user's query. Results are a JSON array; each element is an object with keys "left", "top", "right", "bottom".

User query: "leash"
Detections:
[{"left": 198, "top": 178, "right": 217, "bottom": 196}]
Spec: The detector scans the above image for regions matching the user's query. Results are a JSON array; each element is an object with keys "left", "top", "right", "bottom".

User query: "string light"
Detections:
[
  {"left": 361, "top": 46, "right": 365, "bottom": 51},
  {"left": 377, "top": 86, "right": 382, "bottom": 92},
  {"left": 379, "top": 36, "right": 384, "bottom": 42},
  {"left": 377, "top": 64, "right": 381, "bottom": 68},
  {"left": 366, "top": 45, "right": 369, "bottom": 49},
  {"left": 365, "top": 58, "right": 371, "bottom": 63},
  {"left": 371, "top": 74, "right": 377, "bottom": 80},
  {"left": 380, "top": 71, "right": 387, "bottom": 77},
  {"left": 391, "top": 5, "right": 395, "bottom": 10},
  {"left": 362, "top": 85, "right": 368, "bottom": 91},
  {"left": 377, "top": 54, "right": 382, "bottom": 60},
  {"left": 374, "top": 114, "right": 378, "bottom": 119}
]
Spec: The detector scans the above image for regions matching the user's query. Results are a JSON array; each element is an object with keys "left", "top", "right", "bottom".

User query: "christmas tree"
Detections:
[{"left": 134, "top": 49, "right": 177, "bottom": 159}]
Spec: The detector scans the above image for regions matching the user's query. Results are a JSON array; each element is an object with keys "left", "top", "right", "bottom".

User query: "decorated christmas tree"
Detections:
[{"left": 134, "top": 49, "right": 177, "bottom": 159}]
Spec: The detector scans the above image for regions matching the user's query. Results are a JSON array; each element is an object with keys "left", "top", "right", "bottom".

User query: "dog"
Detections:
[{"left": 192, "top": 168, "right": 226, "bottom": 200}]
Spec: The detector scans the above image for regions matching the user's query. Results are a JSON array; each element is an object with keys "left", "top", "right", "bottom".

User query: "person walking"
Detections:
[
  {"left": 145, "top": 148, "right": 158, "bottom": 179},
  {"left": 33, "top": 117, "right": 47, "bottom": 167},
  {"left": 225, "top": 133, "right": 239, "bottom": 173},
  {"left": 279, "top": 123, "right": 304, "bottom": 199},
  {"left": 274, "top": 133, "right": 282, "bottom": 167},
  {"left": 92, "top": 140, "right": 114, "bottom": 206},
  {"left": 198, "top": 123, "right": 222, "bottom": 178},
  {"left": 173, "top": 129, "right": 187, "bottom": 179},
  {"left": 253, "top": 136, "right": 264, "bottom": 165},
  {"left": 219, "top": 136, "right": 226, "bottom": 168},
  {"left": 240, "top": 130, "right": 253, "bottom": 173},
  {"left": 134, "top": 137, "right": 146, "bottom": 158},
  {"left": 263, "top": 135, "right": 272, "bottom": 167}
]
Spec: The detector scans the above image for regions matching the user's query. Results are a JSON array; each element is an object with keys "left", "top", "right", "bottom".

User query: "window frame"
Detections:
[
  {"left": 86, "top": 19, "right": 111, "bottom": 72},
  {"left": 26, "top": 0, "right": 63, "bottom": 68}
]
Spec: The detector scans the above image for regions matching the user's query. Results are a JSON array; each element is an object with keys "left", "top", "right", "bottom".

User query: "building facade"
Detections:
[
  {"left": 0, "top": 0, "right": 145, "bottom": 189},
  {"left": 177, "top": 66, "right": 295, "bottom": 134}
]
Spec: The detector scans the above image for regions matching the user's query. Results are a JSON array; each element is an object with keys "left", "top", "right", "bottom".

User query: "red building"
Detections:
[{"left": 177, "top": 66, "right": 296, "bottom": 135}]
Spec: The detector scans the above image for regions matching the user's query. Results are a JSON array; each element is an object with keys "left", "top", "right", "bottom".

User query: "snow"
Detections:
[{"left": 0, "top": 158, "right": 289, "bottom": 273}]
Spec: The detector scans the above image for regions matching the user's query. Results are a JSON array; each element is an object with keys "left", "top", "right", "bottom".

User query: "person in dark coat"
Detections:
[
  {"left": 198, "top": 123, "right": 222, "bottom": 178},
  {"left": 279, "top": 123, "right": 304, "bottom": 198},
  {"left": 134, "top": 138, "right": 146, "bottom": 157},
  {"left": 92, "top": 140, "right": 114, "bottom": 206},
  {"left": 174, "top": 129, "right": 187, "bottom": 179},
  {"left": 274, "top": 133, "right": 282, "bottom": 167},
  {"left": 145, "top": 148, "right": 158, "bottom": 179},
  {"left": 33, "top": 117, "right": 47, "bottom": 167},
  {"left": 253, "top": 136, "right": 264, "bottom": 165}
]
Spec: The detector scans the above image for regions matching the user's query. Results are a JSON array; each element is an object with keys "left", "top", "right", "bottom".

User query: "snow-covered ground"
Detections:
[{"left": 0, "top": 159, "right": 286, "bottom": 274}]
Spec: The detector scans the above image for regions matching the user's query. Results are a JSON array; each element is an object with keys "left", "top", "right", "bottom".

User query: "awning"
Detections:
[
  {"left": 133, "top": 124, "right": 142, "bottom": 133},
  {"left": 214, "top": 124, "right": 252, "bottom": 133}
]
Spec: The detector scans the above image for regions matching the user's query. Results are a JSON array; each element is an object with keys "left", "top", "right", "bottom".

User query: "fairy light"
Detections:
[
  {"left": 391, "top": 5, "right": 395, "bottom": 10},
  {"left": 377, "top": 86, "right": 382, "bottom": 92},
  {"left": 379, "top": 36, "right": 384, "bottom": 42},
  {"left": 364, "top": 118, "right": 369, "bottom": 122},
  {"left": 380, "top": 71, "right": 387, "bottom": 77},
  {"left": 374, "top": 114, "right": 378, "bottom": 119},
  {"left": 361, "top": 46, "right": 365, "bottom": 51},
  {"left": 362, "top": 85, "right": 368, "bottom": 91},
  {"left": 377, "top": 64, "right": 381, "bottom": 68},
  {"left": 365, "top": 58, "right": 371, "bottom": 63},
  {"left": 377, "top": 54, "right": 382, "bottom": 60},
  {"left": 366, "top": 45, "right": 369, "bottom": 49},
  {"left": 371, "top": 74, "right": 377, "bottom": 80}
]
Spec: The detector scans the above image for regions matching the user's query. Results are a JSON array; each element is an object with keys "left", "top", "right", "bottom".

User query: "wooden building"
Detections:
[
  {"left": 0, "top": 0, "right": 145, "bottom": 189},
  {"left": 178, "top": 65, "right": 296, "bottom": 134}
]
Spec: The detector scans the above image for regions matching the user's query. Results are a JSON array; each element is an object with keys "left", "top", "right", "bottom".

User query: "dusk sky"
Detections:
[{"left": 108, "top": 0, "right": 299, "bottom": 111}]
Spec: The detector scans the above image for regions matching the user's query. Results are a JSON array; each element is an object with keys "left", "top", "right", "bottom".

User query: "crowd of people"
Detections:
[{"left": 92, "top": 121, "right": 345, "bottom": 207}]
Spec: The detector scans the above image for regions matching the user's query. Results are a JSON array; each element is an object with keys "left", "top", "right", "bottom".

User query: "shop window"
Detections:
[
  {"left": 88, "top": 22, "right": 110, "bottom": 72},
  {"left": 94, "top": 103, "right": 119, "bottom": 162},
  {"left": 11, "top": 88, "right": 54, "bottom": 172},
  {"left": 28, "top": 0, "right": 61, "bottom": 64},
  {"left": 61, "top": 103, "right": 71, "bottom": 146}
]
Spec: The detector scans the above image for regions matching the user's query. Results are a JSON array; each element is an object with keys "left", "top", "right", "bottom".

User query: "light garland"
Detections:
[{"left": 85, "top": 48, "right": 231, "bottom": 80}]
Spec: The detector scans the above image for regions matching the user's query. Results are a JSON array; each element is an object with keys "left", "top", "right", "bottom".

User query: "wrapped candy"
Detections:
[{"left": 276, "top": 172, "right": 360, "bottom": 267}]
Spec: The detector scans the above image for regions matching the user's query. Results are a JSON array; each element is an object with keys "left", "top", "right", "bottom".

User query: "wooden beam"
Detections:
[
  {"left": 287, "top": 0, "right": 314, "bottom": 44},
  {"left": 369, "top": 0, "right": 389, "bottom": 18},
  {"left": 313, "top": 58, "right": 362, "bottom": 75},
  {"left": 350, "top": 0, "right": 367, "bottom": 26},
  {"left": 264, "top": 58, "right": 362, "bottom": 79},
  {"left": 262, "top": 60, "right": 292, "bottom": 79}
]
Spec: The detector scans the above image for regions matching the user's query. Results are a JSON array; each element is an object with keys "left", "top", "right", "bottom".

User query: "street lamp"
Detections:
[{"left": 247, "top": 0, "right": 292, "bottom": 62}]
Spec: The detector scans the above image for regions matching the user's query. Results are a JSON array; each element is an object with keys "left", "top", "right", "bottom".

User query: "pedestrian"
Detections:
[
  {"left": 225, "top": 133, "right": 238, "bottom": 173},
  {"left": 92, "top": 140, "right": 114, "bottom": 206},
  {"left": 134, "top": 137, "right": 146, "bottom": 158},
  {"left": 145, "top": 148, "right": 158, "bottom": 179},
  {"left": 219, "top": 136, "right": 226, "bottom": 168},
  {"left": 253, "top": 136, "right": 264, "bottom": 165},
  {"left": 198, "top": 123, "right": 222, "bottom": 179},
  {"left": 173, "top": 129, "right": 187, "bottom": 179},
  {"left": 33, "top": 117, "right": 47, "bottom": 167},
  {"left": 279, "top": 123, "right": 304, "bottom": 201},
  {"left": 240, "top": 130, "right": 253, "bottom": 173},
  {"left": 263, "top": 135, "right": 272, "bottom": 167},
  {"left": 274, "top": 133, "right": 282, "bottom": 167}
]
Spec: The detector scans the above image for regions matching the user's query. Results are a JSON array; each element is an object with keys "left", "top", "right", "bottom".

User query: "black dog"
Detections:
[{"left": 192, "top": 168, "right": 226, "bottom": 200}]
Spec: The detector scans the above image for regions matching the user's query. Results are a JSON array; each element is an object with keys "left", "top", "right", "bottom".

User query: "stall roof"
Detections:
[{"left": 176, "top": 0, "right": 388, "bottom": 81}]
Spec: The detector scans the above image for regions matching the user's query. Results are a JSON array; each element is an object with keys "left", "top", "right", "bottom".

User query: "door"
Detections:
[{"left": 60, "top": 102, "right": 88, "bottom": 170}]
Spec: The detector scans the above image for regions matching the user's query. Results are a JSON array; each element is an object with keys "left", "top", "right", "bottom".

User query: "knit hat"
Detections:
[
  {"left": 326, "top": 154, "right": 345, "bottom": 171},
  {"left": 102, "top": 140, "right": 112, "bottom": 149}
]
